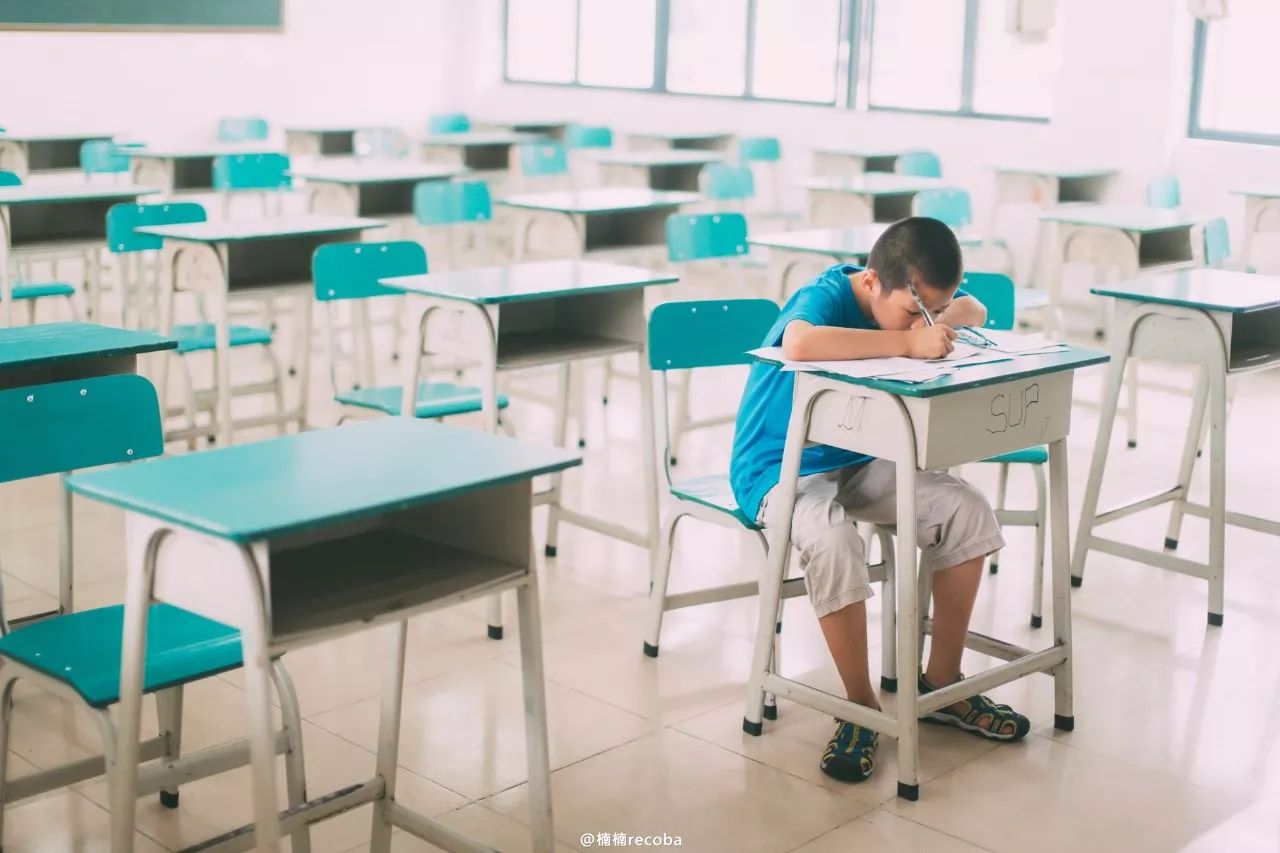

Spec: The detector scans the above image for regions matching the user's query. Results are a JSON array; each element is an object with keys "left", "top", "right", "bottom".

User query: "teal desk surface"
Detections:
[
  {"left": 0, "top": 131, "right": 112, "bottom": 142},
  {"left": 290, "top": 163, "right": 469, "bottom": 184},
  {"left": 0, "top": 323, "right": 176, "bottom": 368},
  {"left": 421, "top": 132, "right": 542, "bottom": 147},
  {"left": 750, "top": 225, "right": 982, "bottom": 256},
  {"left": 497, "top": 188, "right": 700, "bottom": 213},
  {"left": 136, "top": 215, "right": 384, "bottom": 243},
  {"left": 991, "top": 162, "right": 1117, "bottom": 179},
  {"left": 1038, "top": 204, "right": 1200, "bottom": 231},
  {"left": 0, "top": 184, "right": 158, "bottom": 206},
  {"left": 382, "top": 259, "right": 678, "bottom": 304},
  {"left": 754, "top": 346, "right": 1109, "bottom": 399},
  {"left": 591, "top": 150, "right": 725, "bottom": 167},
  {"left": 1091, "top": 269, "right": 1280, "bottom": 313},
  {"left": 1232, "top": 188, "right": 1280, "bottom": 200},
  {"left": 67, "top": 418, "right": 582, "bottom": 543},
  {"left": 129, "top": 144, "right": 284, "bottom": 159},
  {"left": 812, "top": 146, "right": 915, "bottom": 158},
  {"left": 799, "top": 174, "right": 952, "bottom": 194}
]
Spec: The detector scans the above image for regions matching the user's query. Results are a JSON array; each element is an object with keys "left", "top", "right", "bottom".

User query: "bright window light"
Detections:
[
  {"left": 751, "top": 0, "right": 841, "bottom": 102},
  {"left": 972, "top": 0, "right": 1061, "bottom": 118},
  {"left": 505, "top": 0, "right": 575, "bottom": 84},
  {"left": 867, "top": 0, "right": 966, "bottom": 111},
  {"left": 666, "top": 0, "right": 749, "bottom": 96},
  {"left": 1195, "top": 0, "right": 1280, "bottom": 139},
  {"left": 578, "top": 0, "right": 657, "bottom": 88}
]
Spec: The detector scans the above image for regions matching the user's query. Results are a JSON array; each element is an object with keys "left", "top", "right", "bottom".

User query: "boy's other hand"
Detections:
[{"left": 905, "top": 324, "right": 957, "bottom": 359}]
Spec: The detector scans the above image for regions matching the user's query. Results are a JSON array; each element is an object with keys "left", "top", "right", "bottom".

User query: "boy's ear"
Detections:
[{"left": 861, "top": 268, "right": 881, "bottom": 295}]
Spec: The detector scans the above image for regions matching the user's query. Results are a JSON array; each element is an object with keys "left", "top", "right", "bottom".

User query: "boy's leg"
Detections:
[
  {"left": 924, "top": 554, "right": 984, "bottom": 688},
  {"left": 818, "top": 601, "right": 879, "bottom": 710}
]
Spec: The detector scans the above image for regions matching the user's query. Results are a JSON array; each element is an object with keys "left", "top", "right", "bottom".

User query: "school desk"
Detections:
[
  {"left": 126, "top": 144, "right": 284, "bottom": 195},
  {"left": 799, "top": 174, "right": 955, "bottom": 227},
  {"left": 0, "top": 130, "right": 114, "bottom": 177},
  {"left": 591, "top": 149, "right": 725, "bottom": 193},
  {"left": 496, "top": 188, "right": 700, "bottom": 261}
]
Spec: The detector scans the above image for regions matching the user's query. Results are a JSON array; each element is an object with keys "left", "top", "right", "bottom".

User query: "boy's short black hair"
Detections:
[{"left": 866, "top": 216, "right": 963, "bottom": 292}]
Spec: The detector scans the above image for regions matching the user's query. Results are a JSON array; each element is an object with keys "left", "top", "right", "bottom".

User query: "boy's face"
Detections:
[{"left": 859, "top": 268, "right": 958, "bottom": 331}]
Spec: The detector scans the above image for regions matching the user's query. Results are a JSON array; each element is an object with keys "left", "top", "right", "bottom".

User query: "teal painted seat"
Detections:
[
  {"left": 666, "top": 212, "right": 749, "bottom": 262},
  {"left": 1203, "top": 217, "right": 1231, "bottom": 268},
  {"left": 0, "top": 603, "right": 241, "bottom": 708},
  {"left": 914, "top": 188, "right": 973, "bottom": 228},
  {"left": 413, "top": 180, "right": 493, "bottom": 225},
  {"left": 314, "top": 241, "right": 498, "bottom": 422},
  {"left": 702, "top": 163, "right": 756, "bottom": 202},
  {"left": 0, "top": 170, "right": 18, "bottom": 187},
  {"left": 984, "top": 446, "right": 1049, "bottom": 465},
  {"left": 897, "top": 151, "right": 942, "bottom": 177},
  {"left": 1146, "top": 174, "right": 1181, "bottom": 209},
  {"left": 518, "top": 141, "right": 569, "bottom": 177},
  {"left": 428, "top": 113, "right": 471, "bottom": 134},
  {"left": 213, "top": 152, "right": 292, "bottom": 190},
  {"left": 0, "top": 171, "right": 80, "bottom": 321},
  {"left": 960, "top": 271, "right": 1017, "bottom": 330},
  {"left": 80, "top": 140, "right": 130, "bottom": 175},
  {"left": 669, "top": 473, "right": 756, "bottom": 528},
  {"left": 738, "top": 137, "right": 781, "bottom": 163},
  {"left": 9, "top": 282, "right": 76, "bottom": 300},
  {"left": 172, "top": 323, "right": 274, "bottom": 353},
  {"left": 565, "top": 124, "right": 613, "bottom": 149},
  {"left": 217, "top": 116, "right": 269, "bottom": 143}
]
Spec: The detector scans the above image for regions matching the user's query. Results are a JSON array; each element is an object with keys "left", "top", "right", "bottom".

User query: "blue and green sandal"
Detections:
[
  {"left": 919, "top": 674, "right": 1030, "bottom": 742},
  {"left": 820, "top": 719, "right": 878, "bottom": 782}
]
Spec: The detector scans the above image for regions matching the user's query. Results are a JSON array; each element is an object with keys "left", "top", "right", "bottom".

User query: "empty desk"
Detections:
[
  {"left": 497, "top": 188, "right": 699, "bottom": 260},
  {"left": 625, "top": 131, "right": 734, "bottom": 153},
  {"left": 473, "top": 118, "right": 570, "bottom": 141},
  {"left": 810, "top": 145, "right": 920, "bottom": 177},
  {"left": 284, "top": 125, "right": 373, "bottom": 158},
  {"left": 420, "top": 131, "right": 542, "bottom": 174},
  {"left": 800, "top": 174, "right": 954, "bottom": 227},
  {"left": 127, "top": 144, "right": 283, "bottom": 195},
  {"left": 291, "top": 162, "right": 469, "bottom": 221},
  {"left": 0, "top": 130, "right": 114, "bottom": 177},
  {"left": 592, "top": 150, "right": 724, "bottom": 192}
]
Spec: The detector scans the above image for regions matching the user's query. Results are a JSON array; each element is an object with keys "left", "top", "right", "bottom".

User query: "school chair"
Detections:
[
  {"left": 212, "top": 152, "right": 292, "bottom": 218},
  {"left": 0, "top": 170, "right": 82, "bottom": 323},
  {"left": 312, "top": 240, "right": 507, "bottom": 425},
  {"left": 354, "top": 126, "right": 411, "bottom": 160},
  {"left": 960, "top": 271, "right": 1048, "bottom": 628},
  {"left": 1202, "top": 217, "right": 1232, "bottom": 269},
  {"left": 106, "top": 201, "right": 285, "bottom": 447},
  {"left": 1146, "top": 174, "right": 1182, "bottom": 209},
  {"left": 217, "top": 116, "right": 270, "bottom": 143},
  {"left": 0, "top": 373, "right": 311, "bottom": 850},
  {"left": 516, "top": 140, "right": 571, "bottom": 189},
  {"left": 912, "top": 187, "right": 1018, "bottom": 283},
  {"left": 897, "top": 151, "right": 942, "bottom": 178},
  {"left": 642, "top": 299, "right": 899, "bottom": 713},
  {"left": 79, "top": 139, "right": 130, "bottom": 179},
  {"left": 700, "top": 162, "right": 756, "bottom": 212},
  {"left": 565, "top": 124, "right": 613, "bottom": 150},
  {"left": 428, "top": 112, "right": 471, "bottom": 134},
  {"left": 413, "top": 179, "right": 495, "bottom": 269},
  {"left": 736, "top": 136, "right": 800, "bottom": 226}
]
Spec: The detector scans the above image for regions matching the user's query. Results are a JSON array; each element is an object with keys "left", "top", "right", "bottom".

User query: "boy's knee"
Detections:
[{"left": 801, "top": 526, "right": 873, "bottom": 615}]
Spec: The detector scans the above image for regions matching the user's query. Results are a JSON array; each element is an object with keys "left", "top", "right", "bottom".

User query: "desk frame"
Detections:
[{"left": 1238, "top": 193, "right": 1280, "bottom": 272}]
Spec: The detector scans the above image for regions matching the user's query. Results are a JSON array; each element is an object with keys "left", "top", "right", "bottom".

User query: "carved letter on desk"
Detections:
[
  {"left": 836, "top": 396, "right": 866, "bottom": 431},
  {"left": 987, "top": 383, "right": 1044, "bottom": 436}
]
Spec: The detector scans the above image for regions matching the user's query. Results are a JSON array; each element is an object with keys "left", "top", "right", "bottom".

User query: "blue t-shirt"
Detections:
[{"left": 730, "top": 264, "right": 875, "bottom": 521}]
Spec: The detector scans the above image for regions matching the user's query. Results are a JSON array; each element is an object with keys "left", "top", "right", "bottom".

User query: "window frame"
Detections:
[{"left": 1187, "top": 17, "right": 1280, "bottom": 146}]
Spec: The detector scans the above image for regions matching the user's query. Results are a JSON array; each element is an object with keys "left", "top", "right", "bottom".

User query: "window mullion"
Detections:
[
  {"left": 960, "top": 0, "right": 979, "bottom": 113},
  {"left": 744, "top": 0, "right": 759, "bottom": 97},
  {"left": 653, "top": 0, "right": 671, "bottom": 92}
]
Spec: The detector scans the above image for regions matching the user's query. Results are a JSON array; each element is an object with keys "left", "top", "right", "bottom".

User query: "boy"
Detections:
[{"left": 730, "top": 217, "right": 1029, "bottom": 784}]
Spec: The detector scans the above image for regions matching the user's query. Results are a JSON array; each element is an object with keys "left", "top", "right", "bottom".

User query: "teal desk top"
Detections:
[
  {"left": 0, "top": 131, "right": 113, "bottom": 142},
  {"left": 382, "top": 260, "right": 678, "bottom": 304},
  {"left": 1232, "top": 188, "right": 1280, "bottom": 200},
  {"left": 1091, "top": 269, "right": 1280, "bottom": 314},
  {"left": 129, "top": 145, "right": 284, "bottom": 159},
  {"left": 799, "top": 174, "right": 952, "bottom": 195},
  {"left": 749, "top": 225, "right": 982, "bottom": 257},
  {"left": 67, "top": 418, "right": 582, "bottom": 543},
  {"left": 0, "top": 323, "right": 176, "bottom": 369},
  {"left": 421, "top": 132, "right": 542, "bottom": 147},
  {"left": 0, "top": 184, "right": 158, "bottom": 206},
  {"left": 591, "top": 150, "right": 724, "bottom": 167},
  {"left": 1038, "top": 204, "right": 1200, "bottom": 232},
  {"left": 754, "top": 346, "right": 1109, "bottom": 399},
  {"left": 990, "top": 162, "right": 1117, "bottom": 179},
  {"left": 290, "top": 163, "right": 469, "bottom": 184},
  {"left": 136, "top": 215, "right": 384, "bottom": 243},
  {"left": 497, "top": 188, "right": 700, "bottom": 214}
]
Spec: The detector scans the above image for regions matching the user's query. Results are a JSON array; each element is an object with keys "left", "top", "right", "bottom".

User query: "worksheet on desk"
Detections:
[{"left": 749, "top": 346, "right": 1010, "bottom": 382}]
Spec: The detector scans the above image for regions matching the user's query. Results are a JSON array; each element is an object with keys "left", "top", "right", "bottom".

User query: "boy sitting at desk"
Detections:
[{"left": 731, "top": 217, "right": 1028, "bottom": 783}]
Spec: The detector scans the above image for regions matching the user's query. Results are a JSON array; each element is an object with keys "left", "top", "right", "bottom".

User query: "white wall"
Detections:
[{"left": 0, "top": 0, "right": 460, "bottom": 145}]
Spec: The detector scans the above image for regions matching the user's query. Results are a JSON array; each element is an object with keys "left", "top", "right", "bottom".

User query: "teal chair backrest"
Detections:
[
  {"left": 313, "top": 241, "right": 427, "bottom": 302},
  {"left": 80, "top": 140, "right": 129, "bottom": 175},
  {"left": 897, "top": 151, "right": 942, "bottom": 178},
  {"left": 1203, "top": 217, "right": 1230, "bottom": 268},
  {"left": 1146, "top": 175, "right": 1181, "bottom": 209},
  {"left": 107, "top": 202, "right": 207, "bottom": 254},
  {"left": 0, "top": 374, "right": 163, "bottom": 483},
  {"left": 413, "top": 180, "right": 492, "bottom": 225},
  {"left": 565, "top": 124, "right": 612, "bottom": 149},
  {"left": 0, "top": 170, "right": 19, "bottom": 187},
  {"left": 217, "top": 117, "right": 269, "bottom": 143},
  {"left": 428, "top": 113, "right": 470, "bottom": 134},
  {"left": 354, "top": 127, "right": 410, "bottom": 160},
  {"left": 738, "top": 137, "right": 781, "bottom": 163},
  {"left": 518, "top": 141, "right": 568, "bottom": 177},
  {"left": 213, "top": 153, "right": 291, "bottom": 190},
  {"left": 959, "top": 272, "right": 1015, "bottom": 331},
  {"left": 913, "top": 188, "right": 973, "bottom": 229},
  {"left": 649, "top": 299, "right": 780, "bottom": 371},
  {"left": 666, "top": 213, "right": 749, "bottom": 262},
  {"left": 702, "top": 163, "right": 755, "bottom": 201}
]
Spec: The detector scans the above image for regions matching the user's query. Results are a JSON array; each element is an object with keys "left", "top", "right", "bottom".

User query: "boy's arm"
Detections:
[
  {"left": 782, "top": 320, "right": 956, "bottom": 361},
  {"left": 936, "top": 294, "right": 987, "bottom": 327}
]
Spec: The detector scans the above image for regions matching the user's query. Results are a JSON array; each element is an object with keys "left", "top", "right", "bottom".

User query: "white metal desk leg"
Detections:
[
  {"left": 1206, "top": 338, "right": 1229, "bottom": 626},
  {"left": 637, "top": 351, "right": 662, "bottom": 572},
  {"left": 370, "top": 620, "right": 408, "bottom": 853},
  {"left": 58, "top": 472, "right": 73, "bottom": 614},
  {"left": 1163, "top": 366, "right": 1209, "bottom": 552},
  {"left": 1047, "top": 437, "right": 1074, "bottom": 731},
  {"left": 214, "top": 291, "right": 234, "bottom": 446},
  {"left": 295, "top": 291, "right": 315, "bottom": 432},
  {"left": 517, "top": 571, "right": 555, "bottom": 853},
  {"left": 236, "top": 549, "right": 284, "bottom": 851},
  {"left": 543, "top": 364, "right": 572, "bottom": 559},
  {"left": 893, "top": 450, "right": 921, "bottom": 801}
]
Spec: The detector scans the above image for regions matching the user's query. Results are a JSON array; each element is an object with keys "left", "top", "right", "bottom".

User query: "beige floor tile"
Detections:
[
  {"left": 339, "top": 803, "right": 581, "bottom": 853},
  {"left": 1, "top": 789, "right": 167, "bottom": 852},
  {"left": 486, "top": 729, "right": 874, "bottom": 853},
  {"left": 791, "top": 808, "right": 990, "bottom": 853},
  {"left": 309, "top": 659, "right": 654, "bottom": 800}
]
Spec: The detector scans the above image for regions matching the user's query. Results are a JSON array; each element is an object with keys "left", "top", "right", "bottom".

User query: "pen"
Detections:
[{"left": 905, "top": 280, "right": 935, "bottom": 327}]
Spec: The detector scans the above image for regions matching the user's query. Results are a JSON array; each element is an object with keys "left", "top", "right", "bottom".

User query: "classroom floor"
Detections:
[{"left": 2, "top": 288, "right": 1279, "bottom": 853}]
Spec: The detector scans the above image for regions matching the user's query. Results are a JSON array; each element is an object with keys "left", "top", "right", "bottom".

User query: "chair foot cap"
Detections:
[
  {"left": 577, "top": 437, "right": 586, "bottom": 449},
  {"left": 763, "top": 704, "right": 778, "bottom": 721},
  {"left": 897, "top": 782, "right": 919, "bottom": 801},
  {"left": 988, "top": 563, "right": 999, "bottom": 574},
  {"left": 1070, "top": 575, "right": 1083, "bottom": 588},
  {"left": 643, "top": 642, "right": 659, "bottom": 658},
  {"left": 1164, "top": 537, "right": 1178, "bottom": 551},
  {"left": 1030, "top": 615, "right": 1043, "bottom": 629},
  {"left": 159, "top": 791, "right": 180, "bottom": 809},
  {"left": 742, "top": 718, "right": 763, "bottom": 736},
  {"left": 487, "top": 625, "right": 503, "bottom": 641},
  {"left": 1054, "top": 714, "right": 1075, "bottom": 732},
  {"left": 1208, "top": 612, "right": 1224, "bottom": 627},
  {"left": 669, "top": 457, "right": 678, "bottom": 467},
  {"left": 1126, "top": 440, "right": 1137, "bottom": 449},
  {"left": 880, "top": 676, "right": 898, "bottom": 693},
  {"left": 601, "top": 397, "right": 609, "bottom": 405},
  {"left": 544, "top": 544, "right": 557, "bottom": 558}
]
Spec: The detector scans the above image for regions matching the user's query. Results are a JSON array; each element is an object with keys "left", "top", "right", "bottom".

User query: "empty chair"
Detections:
[
  {"left": 79, "top": 139, "right": 130, "bottom": 178},
  {"left": 428, "top": 112, "right": 471, "bottom": 134},
  {"left": 217, "top": 116, "right": 270, "bottom": 143},
  {"left": 565, "top": 124, "right": 613, "bottom": 150},
  {"left": 413, "top": 180, "right": 494, "bottom": 267},
  {"left": 738, "top": 137, "right": 781, "bottom": 164},
  {"left": 913, "top": 187, "right": 1019, "bottom": 284},
  {"left": 701, "top": 162, "right": 756, "bottom": 208},
  {"left": 1203, "top": 217, "right": 1231, "bottom": 268},
  {"left": 517, "top": 140, "right": 570, "bottom": 186},
  {"left": 354, "top": 126, "right": 411, "bottom": 160},
  {"left": 0, "top": 170, "right": 80, "bottom": 323},
  {"left": 1146, "top": 174, "right": 1182, "bottom": 209},
  {"left": 897, "top": 151, "right": 942, "bottom": 178},
  {"left": 212, "top": 152, "right": 292, "bottom": 217}
]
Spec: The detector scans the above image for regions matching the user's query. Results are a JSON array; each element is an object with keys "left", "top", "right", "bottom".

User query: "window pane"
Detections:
[
  {"left": 667, "top": 0, "right": 748, "bottom": 96},
  {"left": 972, "top": 0, "right": 1061, "bottom": 117},
  {"left": 868, "top": 0, "right": 965, "bottom": 111},
  {"left": 752, "top": 0, "right": 841, "bottom": 102},
  {"left": 505, "top": 0, "right": 575, "bottom": 84},
  {"left": 1196, "top": 0, "right": 1280, "bottom": 137},
  {"left": 579, "top": 0, "right": 657, "bottom": 88}
]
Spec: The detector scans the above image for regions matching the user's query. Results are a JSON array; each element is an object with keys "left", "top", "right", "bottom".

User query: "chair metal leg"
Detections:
[
  {"left": 1125, "top": 360, "right": 1140, "bottom": 448},
  {"left": 1164, "top": 366, "right": 1209, "bottom": 552},
  {"left": 668, "top": 370, "right": 692, "bottom": 466},
  {"left": 643, "top": 510, "right": 686, "bottom": 658},
  {"left": 543, "top": 363, "right": 572, "bottom": 558},
  {"left": 991, "top": 463, "right": 1010, "bottom": 574},
  {"left": 1031, "top": 464, "right": 1048, "bottom": 629},
  {"left": 0, "top": 675, "right": 18, "bottom": 842},
  {"left": 154, "top": 688, "right": 184, "bottom": 808},
  {"left": 876, "top": 528, "right": 897, "bottom": 692}
]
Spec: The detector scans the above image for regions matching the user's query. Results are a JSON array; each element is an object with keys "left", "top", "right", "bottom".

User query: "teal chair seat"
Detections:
[
  {"left": 170, "top": 323, "right": 273, "bottom": 354},
  {"left": 0, "top": 604, "right": 241, "bottom": 709},
  {"left": 670, "top": 473, "right": 759, "bottom": 529},
  {"left": 336, "top": 381, "right": 509, "bottom": 419},
  {"left": 983, "top": 445, "right": 1048, "bottom": 466},
  {"left": 8, "top": 282, "right": 76, "bottom": 300}
]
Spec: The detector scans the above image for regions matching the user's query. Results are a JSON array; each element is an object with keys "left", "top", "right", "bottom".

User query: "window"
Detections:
[
  {"left": 577, "top": 0, "right": 658, "bottom": 88},
  {"left": 504, "top": 0, "right": 575, "bottom": 85},
  {"left": 1191, "top": 0, "right": 1280, "bottom": 143},
  {"left": 751, "top": 0, "right": 842, "bottom": 103},
  {"left": 972, "top": 0, "right": 1060, "bottom": 118},
  {"left": 666, "top": 0, "right": 749, "bottom": 96}
]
